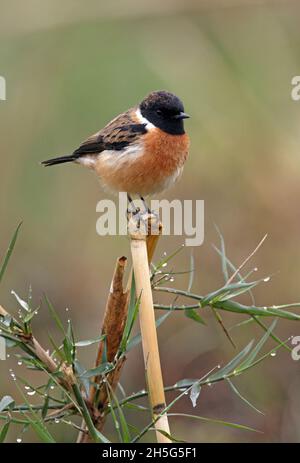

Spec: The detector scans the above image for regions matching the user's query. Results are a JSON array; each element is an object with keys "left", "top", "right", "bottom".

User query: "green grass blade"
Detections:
[
  {"left": 27, "top": 417, "right": 56, "bottom": 443},
  {"left": 226, "top": 378, "right": 264, "bottom": 415},
  {"left": 184, "top": 308, "right": 206, "bottom": 325},
  {"left": 0, "top": 396, "right": 15, "bottom": 412},
  {"left": 214, "top": 224, "right": 229, "bottom": 282},
  {"left": 119, "top": 274, "right": 140, "bottom": 353},
  {"left": 187, "top": 251, "right": 195, "bottom": 292},
  {"left": 45, "top": 295, "right": 65, "bottom": 335},
  {"left": 168, "top": 413, "right": 260, "bottom": 433},
  {"left": 106, "top": 383, "right": 131, "bottom": 443},
  {"left": 0, "top": 421, "right": 10, "bottom": 443},
  {"left": 238, "top": 319, "right": 277, "bottom": 370},
  {"left": 80, "top": 362, "right": 114, "bottom": 379},
  {"left": 209, "top": 340, "right": 254, "bottom": 381},
  {"left": 0, "top": 222, "right": 22, "bottom": 285},
  {"left": 75, "top": 336, "right": 106, "bottom": 347}
]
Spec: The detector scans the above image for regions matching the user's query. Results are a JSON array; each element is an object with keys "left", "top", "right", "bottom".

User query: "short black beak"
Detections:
[{"left": 173, "top": 112, "right": 190, "bottom": 120}]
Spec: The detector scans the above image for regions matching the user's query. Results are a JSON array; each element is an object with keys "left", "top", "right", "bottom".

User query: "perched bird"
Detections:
[{"left": 42, "top": 91, "right": 190, "bottom": 201}]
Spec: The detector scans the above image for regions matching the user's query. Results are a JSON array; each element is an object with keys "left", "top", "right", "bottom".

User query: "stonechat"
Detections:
[{"left": 42, "top": 91, "right": 190, "bottom": 202}]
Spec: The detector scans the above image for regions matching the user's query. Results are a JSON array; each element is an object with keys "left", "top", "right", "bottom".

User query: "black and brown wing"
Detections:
[{"left": 42, "top": 109, "right": 147, "bottom": 167}]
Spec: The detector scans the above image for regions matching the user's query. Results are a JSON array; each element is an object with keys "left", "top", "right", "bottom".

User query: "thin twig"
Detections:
[{"left": 226, "top": 234, "right": 267, "bottom": 285}]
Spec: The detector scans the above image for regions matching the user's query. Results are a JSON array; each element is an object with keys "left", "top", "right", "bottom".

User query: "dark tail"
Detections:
[{"left": 41, "top": 155, "right": 76, "bottom": 167}]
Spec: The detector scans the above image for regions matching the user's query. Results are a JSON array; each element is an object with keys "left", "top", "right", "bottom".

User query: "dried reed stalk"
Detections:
[
  {"left": 129, "top": 213, "right": 171, "bottom": 443},
  {"left": 90, "top": 256, "right": 129, "bottom": 403},
  {"left": 0, "top": 305, "right": 72, "bottom": 390},
  {"left": 78, "top": 216, "right": 163, "bottom": 443}
]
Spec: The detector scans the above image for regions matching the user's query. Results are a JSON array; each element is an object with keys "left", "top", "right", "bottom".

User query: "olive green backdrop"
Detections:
[{"left": 1, "top": 0, "right": 300, "bottom": 442}]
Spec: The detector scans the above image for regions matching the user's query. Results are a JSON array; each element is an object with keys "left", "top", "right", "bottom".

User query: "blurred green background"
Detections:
[{"left": 1, "top": 0, "right": 300, "bottom": 443}]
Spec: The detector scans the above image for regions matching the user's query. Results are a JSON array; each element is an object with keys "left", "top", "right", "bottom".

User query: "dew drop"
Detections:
[
  {"left": 54, "top": 419, "right": 60, "bottom": 424},
  {"left": 263, "top": 277, "right": 270, "bottom": 282},
  {"left": 270, "top": 352, "right": 276, "bottom": 357},
  {"left": 27, "top": 390, "right": 36, "bottom": 396},
  {"left": 24, "top": 386, "right": 30, "bottom": 390},
  {"left": 65, "top": 308, "right": 69, "bottom": 312},
  {"left": 254, "top": 267, "right": 258, "bottom": 272},
  {"left": 16, "top": 438, "right": 22, "bottom": 443},
  {"left": 162, "top": 263, "right": 167, "bottom": 268},
  {"left": 17, "top": 361, "right": 22, "bottom": 366},
  {"left": 50, "top": 385, "right": 55, "bottom": 390}
]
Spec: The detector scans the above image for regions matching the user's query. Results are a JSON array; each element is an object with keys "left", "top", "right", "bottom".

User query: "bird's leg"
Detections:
[
  {"left": 139, "top": 196, "right": 151, "bottom": 214},
  {"left": 127, "top": 193, "right": 140, "bottom": 216}
]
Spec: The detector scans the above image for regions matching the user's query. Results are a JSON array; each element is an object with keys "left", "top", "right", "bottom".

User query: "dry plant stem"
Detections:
[
  {"left": 130, "top": 213, "right": 171, "bottom": 443},
  {"left": 1, "top": 306, "right": 57, "bottom": 376},
  {"left": 78, "top": 257, "right": 129, "bottom": 443},
  {"left": 0, "top": 305, "right": 72, "bottom": 390},
  {"left": 226, "top": 234, "right": 268, "bottom": 285},
  {"left": 78, "top": 217, "right": 162, "bottom": 443},
  {"left": 89, "top": 256, "right": 129, "bottom": 403}
]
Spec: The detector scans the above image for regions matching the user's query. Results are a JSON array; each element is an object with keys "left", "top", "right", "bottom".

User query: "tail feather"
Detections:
[{"left": 41, "top": 155, "right": 76, "bottom": 167}]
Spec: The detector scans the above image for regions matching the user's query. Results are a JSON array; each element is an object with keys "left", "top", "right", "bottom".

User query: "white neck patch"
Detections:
[{"left": 135, "top": 108, "right": 155, "bottom": 130}]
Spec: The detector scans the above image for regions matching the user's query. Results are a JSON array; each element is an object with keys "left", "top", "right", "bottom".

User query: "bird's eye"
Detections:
[{"left": 156, "top": 109, "right": 163, "bottom": 116}]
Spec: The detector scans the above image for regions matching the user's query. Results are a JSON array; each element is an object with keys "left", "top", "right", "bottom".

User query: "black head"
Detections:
[{"left": 139, "top": 91, "right": 189, "bottom": 135}]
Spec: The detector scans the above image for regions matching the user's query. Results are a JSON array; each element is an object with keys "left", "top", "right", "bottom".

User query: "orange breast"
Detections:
[{"left": 94, "top": 129, "right": 190, "bottom": 195}]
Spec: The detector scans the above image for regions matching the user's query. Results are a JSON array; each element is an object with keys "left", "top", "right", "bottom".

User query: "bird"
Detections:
[{"left": 42, "top": 90, "right": 190, "bottom": 206}]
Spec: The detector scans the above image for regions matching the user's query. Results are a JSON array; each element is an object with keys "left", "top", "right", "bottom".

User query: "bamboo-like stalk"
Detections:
[
  {"left": 78, "top": 215, "right": 163, "bottom": 443},
  {"left": 129, "top": 212, "right": 171, "bottom": 443}
]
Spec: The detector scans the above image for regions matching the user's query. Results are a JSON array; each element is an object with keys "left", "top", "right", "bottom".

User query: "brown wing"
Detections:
[{"left": 72, "top": 109, "right": 147, "bottom": 158}]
